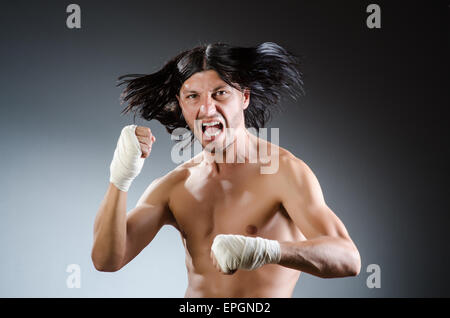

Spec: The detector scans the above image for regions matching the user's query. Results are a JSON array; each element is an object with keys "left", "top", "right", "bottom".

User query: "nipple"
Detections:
[{"left": 246, "top": 225, "right": 258, "bottom": 235}]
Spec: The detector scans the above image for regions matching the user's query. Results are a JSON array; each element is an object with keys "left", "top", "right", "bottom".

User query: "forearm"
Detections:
[
  {"left": 91, "top": 183, "right": 128, "bottom": 271},
  {"left": 278, "top": 236, "right": 361, "bottom": 278}
]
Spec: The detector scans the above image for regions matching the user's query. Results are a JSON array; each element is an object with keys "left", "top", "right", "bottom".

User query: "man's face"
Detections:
[{"left": 176, "top": 70, "right": 250, "bottom": 152}]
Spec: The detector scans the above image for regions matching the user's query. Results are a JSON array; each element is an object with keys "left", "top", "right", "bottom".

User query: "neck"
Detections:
[{"left": 201, "top": 127, "right": 258, "bottom": 175}]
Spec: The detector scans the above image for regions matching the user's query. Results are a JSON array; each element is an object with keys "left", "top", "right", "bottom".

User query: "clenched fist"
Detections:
[
  {"left": 135, "top": 126, "right": 156, "bottom": 158},
  {"left": 109, "top": 125, "right": 156, "bottom": 192}
]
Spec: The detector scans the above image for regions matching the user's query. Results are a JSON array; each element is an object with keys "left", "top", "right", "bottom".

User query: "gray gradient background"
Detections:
[{"left": 0, "top": 0, "right": 448, "bottom": 297}]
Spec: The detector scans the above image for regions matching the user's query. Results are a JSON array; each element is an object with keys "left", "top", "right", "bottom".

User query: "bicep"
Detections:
[{"left": 281, "top": 158, "right": 351, "bottom": 240}]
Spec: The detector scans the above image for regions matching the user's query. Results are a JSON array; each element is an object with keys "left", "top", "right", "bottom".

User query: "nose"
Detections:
[{"left": 199, "top": 93, "right": 216, "bottom": 116}]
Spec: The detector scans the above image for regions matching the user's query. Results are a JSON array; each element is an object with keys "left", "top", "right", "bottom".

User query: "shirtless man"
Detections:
[{"left": 91, "top": 42, "right": 361, "bottom": 297}]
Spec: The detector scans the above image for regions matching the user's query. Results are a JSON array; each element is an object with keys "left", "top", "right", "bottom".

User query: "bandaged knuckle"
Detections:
[
  {"left": 136, "top": 126, "right": 150, "bottom": 136},
  {"left": 211, "top": 234, "right": 281, "bottom": 272},
  {"left": 109, "top": 125, "right": 146, "bottom": 192}
]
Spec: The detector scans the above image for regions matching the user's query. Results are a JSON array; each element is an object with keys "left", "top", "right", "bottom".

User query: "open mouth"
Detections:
[{"left": 201, "top": 121, "right": 224, "bottom": 139}]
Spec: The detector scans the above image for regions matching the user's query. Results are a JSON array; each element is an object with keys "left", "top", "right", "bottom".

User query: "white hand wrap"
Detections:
[
  {"left": 109, "top": 125, "right": 145, "bottom": 192},
  {"left": 211, "top": 234, "right": 281, "bottom": 273}
]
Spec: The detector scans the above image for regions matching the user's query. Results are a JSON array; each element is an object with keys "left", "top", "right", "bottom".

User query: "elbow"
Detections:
[
  {"left": 91, "top": 251, "right": 122, "bottom": 272},
  {"left": 325, "top": 246, "right": 361, "bottom": 278},
  {"left": 93, "top": 262, "right": 121, "bottom": 272},
  {"left": 346, "top": 247, "right": 361, "bottom": 277},
  {"left": 315, "top": 241, "right": 361, "bottom": 279},
  {"left": 346, "top": 263, "right": 360, "bottom": 277}
]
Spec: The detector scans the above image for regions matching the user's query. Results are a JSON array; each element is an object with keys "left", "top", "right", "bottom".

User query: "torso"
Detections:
[{"left": 166, "top": 145, "right": 305, "bottom": 297}]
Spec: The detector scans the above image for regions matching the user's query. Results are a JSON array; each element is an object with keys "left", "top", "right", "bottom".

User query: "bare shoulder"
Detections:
[
  {"left": 136, "top": 160, "right": 193, "bottom": 207},
  {"left": 258, "top": 136, "right": 309, "bottom": 173},
  {"left": 277, "top": 147, "right": 309, "bottom": 175},
  {"left": 273, "top": 148, "right": 327, "bottom": 209},
  {"left": 275, "top": 147, "right": 319, "bottom": 191}
]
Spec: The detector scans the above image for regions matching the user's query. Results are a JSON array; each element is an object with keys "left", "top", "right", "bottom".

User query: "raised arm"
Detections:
[
  {"left": 120, "top": 176, "right": 175, "bottom": 269},
  {"left": 92, "top": 177, "right": 174, "bottom": 272},
  {"left": 91, "top": 124, "right": 175, "bottom": 272},
  {"left": 278, "top": 155, "right": 361, "bottom": 278}
]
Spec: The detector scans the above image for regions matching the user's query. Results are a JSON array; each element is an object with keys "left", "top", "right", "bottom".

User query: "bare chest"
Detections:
[{"left": 168, "top": 166, "right": 297, "bottom": 243}]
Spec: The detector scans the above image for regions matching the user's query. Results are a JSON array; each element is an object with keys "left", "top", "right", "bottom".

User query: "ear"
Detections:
[{"left": 242, "top": 88, "right": 250, "bottom": 110}]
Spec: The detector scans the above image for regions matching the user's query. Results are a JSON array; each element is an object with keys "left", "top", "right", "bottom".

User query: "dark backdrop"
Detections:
[{"left": 0, "top": 0, "right": 448, "bottom": 297}]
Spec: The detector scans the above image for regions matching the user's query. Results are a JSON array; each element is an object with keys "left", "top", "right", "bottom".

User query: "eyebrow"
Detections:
[{"left": 181, "top": 85, "right": 228, "bottom": 95}]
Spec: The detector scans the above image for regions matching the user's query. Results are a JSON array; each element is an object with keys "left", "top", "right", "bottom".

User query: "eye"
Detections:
[
  {"left": 187, "top": 94, "right": 198, "bottom": 99},
  {"left": 215, "top": 90, "right": 228, "bottom": 96}
]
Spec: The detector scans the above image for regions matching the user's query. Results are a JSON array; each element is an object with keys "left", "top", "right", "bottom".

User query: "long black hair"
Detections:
[{"left": 117, "top": 42, "right": 304, "bottom": 135}]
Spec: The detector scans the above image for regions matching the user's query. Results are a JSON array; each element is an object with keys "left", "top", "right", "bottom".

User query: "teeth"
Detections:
[
  {"left": 201, "top": 121, "right": 223, "bottom": 138},
  {"left": 202, "top": 121, "right": 220, "bottom": 127},
  {"left": 204, "top": 129, "right": 221, "bottom": 137}
]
